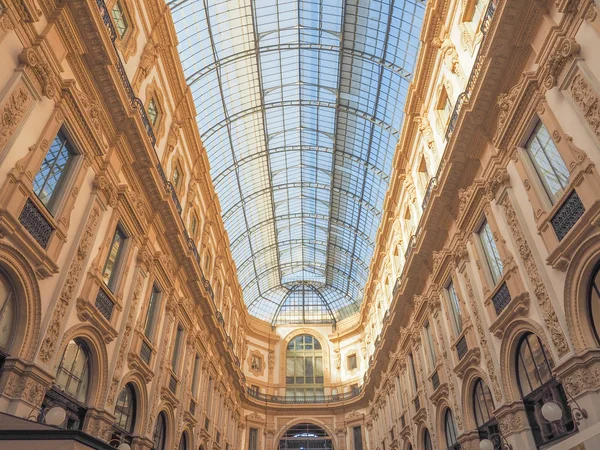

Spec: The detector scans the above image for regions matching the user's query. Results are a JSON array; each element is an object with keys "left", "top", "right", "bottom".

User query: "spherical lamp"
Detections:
[
  {"left": 44, "top": 406, "right": 66, "bottom": 427},
  {"left": 541, "top": 401, "right": 563, "bottom": 422},
  {"left": 117, "top": 444, "right": 131, "bottom": 450},
  {"left": 479, "top": 439, "right": 494, "bottom": 450}
]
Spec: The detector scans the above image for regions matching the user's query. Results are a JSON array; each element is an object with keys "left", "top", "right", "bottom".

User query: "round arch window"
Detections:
[
  {"left": 516, "top": 333, "right": 575, "bottom": 446},
  {"left": 0, "top": 271, "right": 16, "bottom": 355},
  {"left": 278, "top": 423, "right": 332, "bottom": 450},
  {"left": 286, "top": 334, "right": 324, "bottom": 400},
  {"left": 588, "top": 261, "right": 600, "bottom": 345},
  {"left": 472, "top": 378, "right": 499, "bottom": 446},
  {"left": 112, "top": 383, "right": 136, "bottom": 445},
  {"left": 56, "top": 339, "right": 90, "bottom": 403},
  {"left": 152, "top": 411, "right": 167, "bottom": 450},
  {"left": 444, "top": 409, "right": 459, "bottom": 450},
  {"left": 423, "top": 428, "right": 433, "bottom": 450},
  {"left": 179, "top": 432, "right": 188, "bottom": 450}
]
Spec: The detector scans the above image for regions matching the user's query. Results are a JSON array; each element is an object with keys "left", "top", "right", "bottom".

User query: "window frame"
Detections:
[
  {"left": 143, "top": 283, "right": 162, "bottom": 342},
  {"left": 347, "top": 353, "right": 358, "bottom": 371},
  {"left": 32, "top": 128, "right": 79, "bottom": 216},
  {"left": 524, "top": 120, "right": 570, "bottom": 205},
  {"left": 588, "top": 261, "right": 600, "bottom": 346},
  {"left": 445, "top": 280, "right": 463, "bottom": 337},
  {"left": 102, "top": 225, "right": 128, "bottom": 292},
  {"left": 477, "top": 219, "right": 503, "bottom": 286},
  {"left": 152, "top": 411, "right": 167, "bottom": 450},
  {"left": 114, "top": 383, "right": 136, "bottom": 436},
  {"left": 444, "top": 409, "right": 459, "bottom": 450},
  {"left": 56, "top": 339, "right": 90, "bottom": 404},
  {"left": 110, "top": 0, "right": 130, "bottom": 39}
]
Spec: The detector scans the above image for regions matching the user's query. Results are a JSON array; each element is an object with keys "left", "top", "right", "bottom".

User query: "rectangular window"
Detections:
[
  {"left": 471, "top": 0, "right": 485, "bottom": 25},
  {"left": 478, "top": 220, "right": 504, "bottom": 285},
  {"left": 33, "top": 129, "right": 76, "bottom": 214},
  {"left": 347, "top": 353, "right": 358, "bottom": 370},
  {"left": 396, "top": 375, "right": 405, "bottom": 410},
  {"left": 102, "top": 226, "right": 126, "bottom": 291},
  {"left": 206, "top": 377, "right": 213, "bottom": 413},
  {"left": 353, "top": 426, "right": 363, "bottom": 450},
  {"left": 147, "top": 98, "right": 159, "bottom": 127},
  {"left": 249, "top": 428, "right": 258, "bottom": 450},
  {"left": 446, "top": 282, "right": 463, "bottom": 336},
  {"left": 350, "top": 383, "right": 359, "bottom": 393},
  {"left": 192, "top": 354, "right": 201, "bottom": 397},
  {"left": 526, "top": 121, "right": 569, "bottom": 204},
  {"left": 144, "top": 284, "right": 161, "bottom": 340},
  {"left": 424, "top": 322, "right": 436, "bottom": 369},
  {"left": 409, "top": 353, "right": 418, "bottom": 392},
  {"left": 111, "top": 0, "right": 128, "bottom": 38},
  {"left": 171, "top": 324, "right": 184, "bottom": 370},
  {"left": 250, "top": 385, "right": 259, "bottom": 394}
]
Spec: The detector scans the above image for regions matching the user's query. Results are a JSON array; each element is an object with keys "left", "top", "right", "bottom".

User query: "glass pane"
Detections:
[
  {"left": 33, "top": 130, "right": 74, "bottom": 211},
  {"left": 305, "top": 357, "right": 314, "bottom": 377},
  {"left": 103, "top": 227, "right": 125, "bottom": 290},
  {"left": 286, "top": 357, "right": 295, "bottom": 377},
  {"left": 447, "top": 282, "right": 462, "bottom": 335},
  {"left": 527, "top": 122, "right": 569, "bottom": 203},
  {"left": 111, "top": 0, "right": 128, "bottom": 38},
  {"left": 479, "top": 221, "right": 503, "bottom": 285}
]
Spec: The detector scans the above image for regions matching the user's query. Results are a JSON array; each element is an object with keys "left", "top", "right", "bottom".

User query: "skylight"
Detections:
[{"left": 169, "top": 0, "right": 425, "bottom": 324}]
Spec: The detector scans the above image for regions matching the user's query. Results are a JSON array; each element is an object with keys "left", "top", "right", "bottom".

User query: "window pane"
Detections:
[
  {"left": 103, "top": 227, "right": 125, "bottom": 290},
  {"left": 144, "top": 285, "right": 161, "bottom": 339},
  {"left": 447, "top": 282, "right": 463, "bottom": 335},
  {"left": 33, "top": 130, "right": 75, "bottom": 212},
  {"left": 479, "top": 221, "right": 503, "bottom": 285},
  {"left": 111, "top": 0, "right": 128, "bottom": 38},
  {"left": 526, "top": 122, "right": 569, "bottom": 203}
]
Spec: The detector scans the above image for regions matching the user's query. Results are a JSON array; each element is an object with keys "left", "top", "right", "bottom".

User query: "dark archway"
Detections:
[{"left": 278, "top": 423, "right": 333, "bottom": 450}]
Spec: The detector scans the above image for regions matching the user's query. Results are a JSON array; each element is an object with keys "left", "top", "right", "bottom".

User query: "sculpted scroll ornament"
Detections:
[
  {"left": 461, "top": 268, "right": 503, "bottom": 403},
  {"left": 501, "top": 198, "right": 569, "bottom": 357},
  {"left": 560, "top": 365, "right": 600, "bottom": 397},
  {"left": 39, "top": 205, "right": 101, "bottom": 364},
  {"left": 569, "top": 73, "right": 600, "bottom": 141},
  {"left": 0, "top": 84, "right": 32, "bottom": 153}
]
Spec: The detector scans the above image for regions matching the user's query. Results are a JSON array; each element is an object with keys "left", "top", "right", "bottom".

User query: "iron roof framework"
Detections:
[{"left": 169, "top": 0, "right": 425, "bottom": 325}]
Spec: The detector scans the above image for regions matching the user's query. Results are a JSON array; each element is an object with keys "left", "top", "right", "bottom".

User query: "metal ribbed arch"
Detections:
[{"left": 169, "top": 0, "right": 425, "bottom": 324}]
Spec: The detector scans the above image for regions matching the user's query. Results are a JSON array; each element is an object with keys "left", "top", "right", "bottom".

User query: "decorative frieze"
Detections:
[
  {"left": 569, "top": 73, "right": 600, "bottom": 141},
  {"left": 501, "top": 197, "right": 569, "bottom": 357},
  {"left": 38, "top": 204, "right": 101, "bottom": 364},
  {"left": 0, "top": 81, "right": 33, "bottom": 156}
]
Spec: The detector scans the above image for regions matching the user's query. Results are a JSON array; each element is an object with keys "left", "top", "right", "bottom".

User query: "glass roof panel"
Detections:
[{"left": 169, "top": 0, "right": 425, "bottom": 324}]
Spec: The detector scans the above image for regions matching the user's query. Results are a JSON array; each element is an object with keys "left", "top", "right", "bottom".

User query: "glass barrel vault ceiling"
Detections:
[{"left": 169, "top": 0, "right": 425, "bottom": 325}]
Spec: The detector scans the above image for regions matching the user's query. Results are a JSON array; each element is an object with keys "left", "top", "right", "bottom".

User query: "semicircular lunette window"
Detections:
[
  {"left": 279, "top": 423, "right": 333, "bottom": 450},
  {"left": 169, "top": 0, "right": 425, "bottom": 324}
]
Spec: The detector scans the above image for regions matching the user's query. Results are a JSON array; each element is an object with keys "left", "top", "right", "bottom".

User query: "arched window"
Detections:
[
  {"left": 152, "top": 412, "right": 167, "bottom": 450},
  {"left": 588, "top": 261, "right": 600, "bottom": 345},
  {"left": 473, "top": 378, "right": 498, "bottom": 445},
  {"left": 286, "top": 335, "right": 324, "bottom": 400},
  {"left": 516, "top": 333, "right": 575, "bottom": 446},
  {"left": 423, "top": 429, "right": 433, "bottom": 450},
  {"left": 444, "top": 409, "right": 459, "bottom": 450},
  {"left": 56, "top": 339, "right": 90, "bottom": 403},
  {"left": 41, "top": 338, "right": 90, "bottom": 430},
  {"left": 179, "top": 432, "right": 188, "bottom": 450},
  {"left": 0, "top": 271, "right": 16, "bottom": 355},
  {"left": 112, "top": 383, "right": 136, "bottom": 445}
]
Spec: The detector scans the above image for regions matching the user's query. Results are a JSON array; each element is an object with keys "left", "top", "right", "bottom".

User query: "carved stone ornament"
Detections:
[
  {"left": 107, "top": 270, "right": 145, "bottom": 406},
  {"left": 93, "top": 175, "right": 118, "bottom": 207},
  {"left": 501, "top": 197, "right": 569, "bottom": 357},
  {"left": 569, "top": 73, "right": 600, "bottom": 141},
  {"left": 0, "top": 83, "right": 33, "bottom": 154},
  {"left": 247, "top": 350, "right": 265, "bottom": 377},
  {"left": 18, "top": 47, "right": 57, "bottom": 100},
  {"left": 38, "top": 205, "right": 101, "bottom": 364},
  {"left": 544, "top": 37, "right": 581, "bottom": 89}
]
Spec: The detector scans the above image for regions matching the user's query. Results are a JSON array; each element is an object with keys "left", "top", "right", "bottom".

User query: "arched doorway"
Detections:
[{"left": 278, "top": 423, "right": 333, "bottom": 450}]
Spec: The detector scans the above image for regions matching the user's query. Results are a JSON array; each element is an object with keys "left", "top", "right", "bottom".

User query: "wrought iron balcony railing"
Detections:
[{"left": 247, "top": 386, "right": 362, "bottom": 404}]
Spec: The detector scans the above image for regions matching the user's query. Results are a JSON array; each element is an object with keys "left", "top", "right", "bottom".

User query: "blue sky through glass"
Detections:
[{"left": 169, "top": 0, "right": 425, "bottom": 324}]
